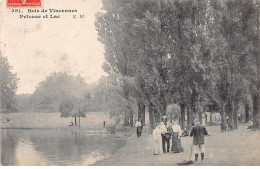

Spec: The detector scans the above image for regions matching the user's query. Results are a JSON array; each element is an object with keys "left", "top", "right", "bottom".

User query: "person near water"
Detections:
[
  {"left": 153, "top": 123, "right": 163, "bottom": 155},
  {"left": 171, "top": 120, "right": 184, "bottom": 153},
  {"left": 190, "top": 118, "right": 208, "bottom": 163},
  {"left": 135, "top": 120, "right": 142, "bottom": 137}
]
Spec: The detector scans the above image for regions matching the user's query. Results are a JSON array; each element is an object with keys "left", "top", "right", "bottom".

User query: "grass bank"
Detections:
[{"left": 0, "top": 112, "right": 111, "bottom": 130}]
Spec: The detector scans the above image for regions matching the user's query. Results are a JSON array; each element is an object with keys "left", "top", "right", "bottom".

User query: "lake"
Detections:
[{"left": 1, "top": 128, "right": 126, "bottom": 166}]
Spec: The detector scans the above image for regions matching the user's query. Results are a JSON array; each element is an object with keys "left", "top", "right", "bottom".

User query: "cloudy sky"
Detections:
[{"left": 0, "top": 0, "right": 106, "bottom": 94}]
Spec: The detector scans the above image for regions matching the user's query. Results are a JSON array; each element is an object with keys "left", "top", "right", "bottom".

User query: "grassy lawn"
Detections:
[{"left": 0, "top": 112, "right": 111, "bottom": 129}]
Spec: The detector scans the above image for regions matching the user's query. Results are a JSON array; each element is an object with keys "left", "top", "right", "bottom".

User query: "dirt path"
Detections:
[{"left": 94, "top": 124, "right": 260, "bottom": 166}]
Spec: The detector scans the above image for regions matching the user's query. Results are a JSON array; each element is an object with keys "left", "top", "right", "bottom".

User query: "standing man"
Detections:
[
  {"left": 190, "top": 118, "right": 208, "bottom": 163},
  {"left": 135, "top": 120, "right": 142, "bottom": 137},
  {"left": 160, "top": 121, "right": 170, "bottom": 153}
]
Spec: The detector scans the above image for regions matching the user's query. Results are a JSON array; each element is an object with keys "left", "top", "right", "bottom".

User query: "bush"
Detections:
[
  {"left": 106, "top": 124, "right": 116, "bottom": 134},
  {"left": 59, "top": 99, "right": 73, "bottom": 117}
]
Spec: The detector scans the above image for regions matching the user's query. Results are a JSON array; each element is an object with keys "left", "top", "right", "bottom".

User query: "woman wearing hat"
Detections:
[{"left": 171, "top": 120, "right": 184, "bottom": 153}]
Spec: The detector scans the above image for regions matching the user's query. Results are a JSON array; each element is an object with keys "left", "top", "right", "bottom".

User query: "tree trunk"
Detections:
[
  {"left": 198, "top": 103, "right": 202, "bottom": 125},
  {"left": 252, "top": 0, "right": 260, "bottom": 131},
  {"left": 245, "top": 102, "right": 250, "bottom": 123},
  {"left": 124, "top": 114, "right": 130, "bottom": 126},
  {"left": 141, "top": 111, "right": 145, "bottom": 126},
  {"left": 252, "top": 94, "right": 259, "bottom": 130},
  {"left": 221, "top": 101, "right": 227, "bottom": 132},
  {"left": 197, "top": 93, "right": 202, "bottom": 124},
  {"left": 187, "top": 105, "right": 191, "bottom": 130},
  {"left": 230, "top": 102, "right": 234, "bottom": 130},
  {"left": 74, "top": 114, "right": 77, "bottom": 126},
  {"left": 210, "top": 112, "right": 212, "bottom": 124},
  {"left": 138, "top": 102, "right": 141, "bottom": 121},
  {"left": 130, "top": 110, "right": 134, "bottom": 127},
  {"left": 191, "top": 105, "right": 195, "bottom": 127},
  {"left": 149, "top": 104, "right": 155, "bottom": 134},
  {"left": 160, "top": 94, "right": 167, "bottom": 117},
  {"left": 226, "top": 99, "right": 233, "bottom": 130},
  {"left": 78, "top": 110, "right": 80, "bottom": 127},
  {"left": 154, "top": 110, "right": 160, "bottom": 125},
  {"left": 180, "top": 103, "right": 185, "bottom": 129},
  {"left": 138, "top": 100, "right": 145, "bottom": 126},
  {"left": 233, "top": 103, "right": 238, "bottom": 129}
]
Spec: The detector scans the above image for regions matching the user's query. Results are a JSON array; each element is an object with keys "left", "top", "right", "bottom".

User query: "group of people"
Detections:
[
  {"left": 152, "top": 116, "right": 209, "bottom": 163},
  {"left": 153, "top": 116, "right": 184, "bottom": 154}
]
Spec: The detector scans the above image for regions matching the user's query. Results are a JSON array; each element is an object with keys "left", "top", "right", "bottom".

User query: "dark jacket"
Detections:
[
  {"left": 190, "top": 124, "right": 208, "bottom": 145},
  {"left": 165, "top": 125, "right": 173, "bottom": 139}
]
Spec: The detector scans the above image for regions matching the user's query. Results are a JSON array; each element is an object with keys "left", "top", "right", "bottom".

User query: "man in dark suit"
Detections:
[{"left": 190, "top": 118, "right": 208, "bottom": 163}]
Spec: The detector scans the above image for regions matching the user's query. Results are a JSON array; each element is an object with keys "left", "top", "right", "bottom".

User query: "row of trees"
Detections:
[
  {"left": 0, "top": 53, "right": 19, "bottom": 114},
  {"left": 95, "top": 0, "right": 260, "bottom": 131},
  {"left": 0, "top": 57, "right": 106, "bottom": 126},
  {"left": 93, "top": 74, "right": 138, "bottom": 127},
  {"left": 15, "top": 72, "right": 101, "bottom": 125}
]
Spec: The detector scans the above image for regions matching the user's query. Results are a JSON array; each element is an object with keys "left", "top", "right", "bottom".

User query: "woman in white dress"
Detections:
[{"left": 153, "top": 124, "right": 163, "bottom": 155}]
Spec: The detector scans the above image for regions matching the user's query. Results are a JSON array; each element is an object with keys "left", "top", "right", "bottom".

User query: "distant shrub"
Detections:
[
  {"left": 59, "top": 99, "right": 74, "bottom": 117},
  {"left": 106, "top": 124, "right": 116, "bottom": 134}
]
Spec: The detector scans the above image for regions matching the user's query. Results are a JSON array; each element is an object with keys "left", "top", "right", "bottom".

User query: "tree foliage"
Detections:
[
  {"left": 95, "top": 0, "right": 260, "bottom": 130},
  {"left": 0, "top": 53, "right": 19, "bottom": 113},
  {"left": 28, "top": 72, "right": 91, "bottom": 118}
]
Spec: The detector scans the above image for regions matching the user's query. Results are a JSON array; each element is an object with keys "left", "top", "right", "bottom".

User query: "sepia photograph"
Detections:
[{"left": 0, "top": 0, "right": 260, "bottom": 166}]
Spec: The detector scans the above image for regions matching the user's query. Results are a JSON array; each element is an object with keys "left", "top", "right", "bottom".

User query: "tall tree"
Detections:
[
  {"left": 31, "top": 72, "right": 90, "bottom": 117},
  {"left": 95, "top": 0, "right": 260, "bottom": 132},
  {"left": 0, "top": 53, "right": 19, "bottom": 113}
]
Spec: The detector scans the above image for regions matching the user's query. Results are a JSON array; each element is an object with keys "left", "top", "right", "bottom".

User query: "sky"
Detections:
[{"left": 0, "top": 0, "right": 106, "bottom": 94}]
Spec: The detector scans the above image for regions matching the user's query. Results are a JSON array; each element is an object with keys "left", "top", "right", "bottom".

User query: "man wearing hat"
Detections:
[
  {"left": 190, "top": 118, "right": 208, "bottom": 163},
  {"left": 160, "top": 121, "right": 170, "bottom": 153}
]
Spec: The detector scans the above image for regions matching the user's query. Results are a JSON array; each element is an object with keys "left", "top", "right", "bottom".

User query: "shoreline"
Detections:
[{"left": 92, "top": 127, "right": 137, "bottom": 166}]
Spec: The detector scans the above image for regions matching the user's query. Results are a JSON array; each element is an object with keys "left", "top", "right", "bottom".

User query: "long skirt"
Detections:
[
  {"left": 153, "top": 140, "right": 163, "bottom": 155},
  {"left": 171, "top": 132, "right": 184, "bottom": 153}
]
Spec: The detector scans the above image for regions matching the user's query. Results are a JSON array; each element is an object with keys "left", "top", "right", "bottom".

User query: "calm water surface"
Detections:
[{"left": 1, "top": 128, "right": 126, "bottom": 166}]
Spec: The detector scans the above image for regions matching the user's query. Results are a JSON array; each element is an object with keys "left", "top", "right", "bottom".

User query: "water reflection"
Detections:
[
  {"left": 1, "top": 129, "right": 125, "bottom": 166},
  {"left": 15, "top": 138, "right": 51, "bottom": 165}
]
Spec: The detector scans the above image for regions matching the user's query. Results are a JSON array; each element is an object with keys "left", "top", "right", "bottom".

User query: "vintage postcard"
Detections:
[{"left": 0, "top": 0, "right": 260, "bottom": 166}]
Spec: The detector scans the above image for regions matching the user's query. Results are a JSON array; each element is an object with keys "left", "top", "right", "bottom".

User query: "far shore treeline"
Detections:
[{"left": 1, "top": 0, "right": 260, "bottom": 132}]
